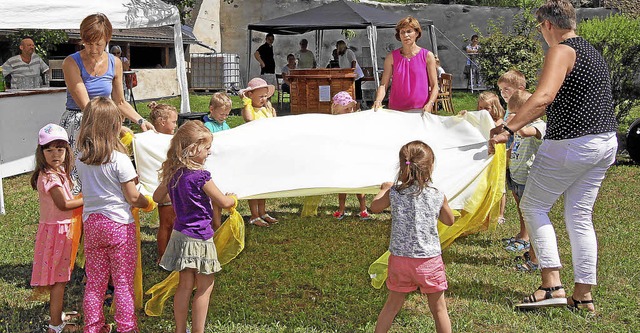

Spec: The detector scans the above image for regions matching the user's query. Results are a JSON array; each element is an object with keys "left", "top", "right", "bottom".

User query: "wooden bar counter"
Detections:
[{"left": 286, "top": 68, "right": 356, "bottom": 114}]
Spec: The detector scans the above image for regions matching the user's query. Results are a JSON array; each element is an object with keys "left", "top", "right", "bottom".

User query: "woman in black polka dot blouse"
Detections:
[{"left": 489, "top": 0, "right": 617, "bottom": 313}]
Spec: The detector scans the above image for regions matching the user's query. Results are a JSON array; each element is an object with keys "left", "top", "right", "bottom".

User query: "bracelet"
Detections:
[{"left": 502, "top": 124, "right": 514, "bottom": 135}]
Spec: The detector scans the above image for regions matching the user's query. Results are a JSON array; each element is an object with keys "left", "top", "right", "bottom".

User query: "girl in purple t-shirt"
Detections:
[{"left": 153, "top": 121, "right": 236, "bottom": 333}]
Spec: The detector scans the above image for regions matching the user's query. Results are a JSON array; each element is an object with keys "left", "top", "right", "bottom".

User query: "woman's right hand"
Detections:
[
  {"left": 488, "top": 124, "right": 510, "bottom": 155},
  {"left": 140, "top": 120, "right": 155, "bottom": 132},
  {"left": 372, "top": 100, "right": 383, "bottom": 111}
]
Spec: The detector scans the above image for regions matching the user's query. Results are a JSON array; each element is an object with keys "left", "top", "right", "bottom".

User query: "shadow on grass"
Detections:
[
  {"left": 0, "top": 265, "right": 85, "bottom": 333},
  {"left": 448, "top": 278, "right": 521, "bottom": 306},
  {"left": 452, "top": 235, "right": 496, "bottom": 249},
  {"left": 0, "top": 263, "right": 32, "bottom": 288},
  {"left": 0, "top": 299, "right": 52, "bottom": 332}
]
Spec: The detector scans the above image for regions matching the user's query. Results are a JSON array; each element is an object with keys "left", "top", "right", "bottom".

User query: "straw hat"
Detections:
[{"left": 240, "top": 78, "right": 275, "bottom": 98}]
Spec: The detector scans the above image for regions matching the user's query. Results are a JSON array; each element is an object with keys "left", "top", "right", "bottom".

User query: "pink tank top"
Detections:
[{"left": 388, "top": 48, "right": 430, "bottom": 111}]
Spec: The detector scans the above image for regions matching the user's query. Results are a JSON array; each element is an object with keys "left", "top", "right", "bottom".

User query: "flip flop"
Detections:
[
  {"left": 261, "top": 214, "right": 278, "bottom": 224},
  {"left": 249, "top": 217, "right": 269, "bottom": 227}
]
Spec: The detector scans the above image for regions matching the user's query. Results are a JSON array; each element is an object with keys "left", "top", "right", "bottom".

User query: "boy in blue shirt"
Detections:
[
  {"left": 204, "top": 92, "right": 232, "bottom": 133},
  {"left": 203, "top": 92, "right": 232, "bottom": 229}
]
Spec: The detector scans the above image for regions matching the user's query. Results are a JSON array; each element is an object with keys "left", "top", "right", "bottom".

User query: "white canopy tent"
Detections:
[
  {"left": 0, "top": 0, "right": 191, "bottom": 214},
  {"left": 0, "top": 0, "right": 191, "bottom": 114}
]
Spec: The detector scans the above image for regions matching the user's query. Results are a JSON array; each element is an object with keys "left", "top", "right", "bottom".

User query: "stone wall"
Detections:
[{"left": 216, "top": 0, "right": 613, "bottom": 90}]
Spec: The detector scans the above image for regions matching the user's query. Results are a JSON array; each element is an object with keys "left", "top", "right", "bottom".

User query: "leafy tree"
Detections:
[
  {"left": 377, "top": 0, "right": 604, "bottom": 7},
  {"left": 603, "top": 0, "right": 640, "bottom": 16},
  {"left": 8, "top": 30, "right": 68, "bottom": 61},
  {"left": 164, "top": 0, "right": 195, "bottom": 24},
  {"left": 470, "top": 1, "right": 544, "bottom": 90},
  {"left": 578, "top": 14, "right": 640, "bottom": 124}
]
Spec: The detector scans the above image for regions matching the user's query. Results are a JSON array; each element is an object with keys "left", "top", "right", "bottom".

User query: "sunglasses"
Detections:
[{"left": 536, "top": 21, "right": 544, "bottom": 32}]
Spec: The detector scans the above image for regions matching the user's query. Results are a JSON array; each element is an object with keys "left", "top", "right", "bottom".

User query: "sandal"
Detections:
[
  {"left": 505, "top": 239, "right": 530, "bottom": 252},
  {"left": 261, "top": 214, "right": 278, "bottom": 224},
  {"left": 567, "top": 296, "right": 595, "bottom": 313},
  {"left": 47, "top": 322, "right": 79, "bottom": 333},
  {"left": 249, "top": 217, "right": 269, "bottom": 227},
  {"left": 515, "top": 285, "right": 567, "bottom": 309},
  {"left": 332, "top": 211, "right": 347, "bottom": 220},
  {"left": 61, "top": 311, "right": 80, "bottom": 322},
  {"left": 514, "top": 252, "right": 539, "bottom": 272},
  {"left": 501, "top": 236, "right": 516, "bottom": 246}
]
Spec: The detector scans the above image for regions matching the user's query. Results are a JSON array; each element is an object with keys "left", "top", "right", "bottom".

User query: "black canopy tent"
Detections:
[{"left": 246, "top": 0, "right": 437, "bottom": 86}]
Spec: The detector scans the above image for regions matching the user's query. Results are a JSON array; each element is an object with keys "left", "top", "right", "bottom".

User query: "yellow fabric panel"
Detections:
[
  {"left": 144, "top": 203, "right": 245, "bottom": 316},
  {"left": 301, "top": 195, "right": 323, "bottom": 217},
  {"left": 68, "top": 197, "right": 83, "bottom": 271}
]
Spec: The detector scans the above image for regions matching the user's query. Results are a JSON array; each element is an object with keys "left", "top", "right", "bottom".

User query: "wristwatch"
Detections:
[
  {"left": 137, "top": 118, "right": 145, "bottom": 126},
  {"left": 502, "top": 124, "right": 514, "bottom": 135}
]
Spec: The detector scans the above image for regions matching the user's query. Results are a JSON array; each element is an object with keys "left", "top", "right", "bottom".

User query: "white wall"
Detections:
[
  {"left": 131, "top": 68, "right": 179, "bottom": 100},
  {"left": 191, "top": 0, "right": 222, "bottom": 52}
]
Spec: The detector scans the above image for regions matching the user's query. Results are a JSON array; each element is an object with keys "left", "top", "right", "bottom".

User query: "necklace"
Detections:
[
  {"left": 82, "top": 51, "right": 106, "bottom": 76},
  {"left": 88, "top": 57, "right": 105, "bottom": 76}
]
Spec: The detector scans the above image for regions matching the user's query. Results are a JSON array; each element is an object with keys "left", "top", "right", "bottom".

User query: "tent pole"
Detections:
[
  {"left": 173, "top": 20, "right": 191, "bottom": 113},
  {"left": 320, "top": 30, "right": 325, "bottom": 68},
  {"left": 372, "top": 25, "right": 379, "bottom": 86},
  {"left": 315, "top": 30, "right": 321, "bottom": 68},
  {"left": 367, "top": 25, "right": 379, "bottom": 86},
  {"left": 430, "top": 24, "right": 438, "bottom": 57},
  {"left": 247, "top": 30, "right": 253, "bottom": 86}
]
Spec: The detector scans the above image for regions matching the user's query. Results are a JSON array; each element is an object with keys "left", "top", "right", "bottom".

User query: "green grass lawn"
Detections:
[{"left": 1, "top": 93, "right": 638, "bottom": 332}]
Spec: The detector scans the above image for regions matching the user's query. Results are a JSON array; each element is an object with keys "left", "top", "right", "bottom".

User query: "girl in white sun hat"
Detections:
[{"left": 240, "top": 77, "right": 279, "bottom": 227}]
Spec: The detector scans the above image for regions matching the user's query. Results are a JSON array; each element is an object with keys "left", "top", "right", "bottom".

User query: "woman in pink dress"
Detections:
[{"left": 373, "top": 16, "right": 439, "bottom": 114}]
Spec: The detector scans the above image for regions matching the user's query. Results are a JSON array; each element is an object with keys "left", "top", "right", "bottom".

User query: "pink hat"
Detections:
[
  {"left": 239, "top": 78, "right": 275, "bottom": 98},
  {"left": 38, "top": 123, "right": 69, "bottom": 145},
  {"left": 332, "top": 91, "right": 356, "bottom": 106}
]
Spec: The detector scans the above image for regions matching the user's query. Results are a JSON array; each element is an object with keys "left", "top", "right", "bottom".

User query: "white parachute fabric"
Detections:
[{"left": 134, "top": 110, "right": 495, "bottom": 209}]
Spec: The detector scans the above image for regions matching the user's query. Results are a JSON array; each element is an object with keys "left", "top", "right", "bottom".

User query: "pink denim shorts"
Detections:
[{"left": 386, "top": 254, "right": 448, "bottom": 294}]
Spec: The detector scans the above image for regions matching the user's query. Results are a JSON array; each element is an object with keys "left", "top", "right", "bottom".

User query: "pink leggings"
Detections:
[{"left": 83, "top": 214, "right": 137, "bottom": 333}]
